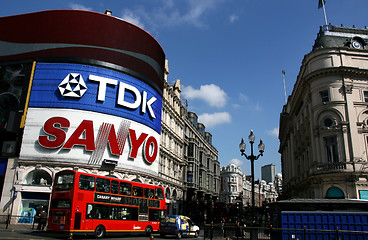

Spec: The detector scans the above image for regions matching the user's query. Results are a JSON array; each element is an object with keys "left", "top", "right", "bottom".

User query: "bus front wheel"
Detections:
[
  {"left": 145, "top": 226, "right": 153, "bottom": 236},
  {"left": 94, "top": 225, "right": 106, "bottom": 238}
]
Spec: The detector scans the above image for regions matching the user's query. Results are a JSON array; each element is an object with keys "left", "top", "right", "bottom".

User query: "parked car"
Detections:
[{"left": 159, "top": 215, "right": 200, "bottom": 239}]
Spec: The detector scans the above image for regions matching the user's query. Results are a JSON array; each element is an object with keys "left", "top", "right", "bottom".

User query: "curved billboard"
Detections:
[
  {"left": 0, "top": 10, "right": 165, "bottom": 94},
  {"left": 0, "top": 10, "right": 165, "bottom": 175}
]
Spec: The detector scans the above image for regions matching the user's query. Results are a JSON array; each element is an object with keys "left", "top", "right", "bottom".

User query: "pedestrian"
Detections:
[
  {"left": 221, "top": 217, "right": 225, "bottom": 237},
  {"left": 37, "top": 209, "right": 47, "bottom": 231},
  {"left": 235, "top": 220, "right": 241, "bottom": 240}
]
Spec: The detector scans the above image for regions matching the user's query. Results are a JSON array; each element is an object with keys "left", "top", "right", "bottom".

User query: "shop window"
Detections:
[{"left": 24, "top": 170, "right": 52, "bottom": 186}]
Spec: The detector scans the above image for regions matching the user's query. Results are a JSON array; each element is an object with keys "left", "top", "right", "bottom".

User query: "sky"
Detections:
[{"left": 1, "top": 0, "right": 368, "bottom": 179}]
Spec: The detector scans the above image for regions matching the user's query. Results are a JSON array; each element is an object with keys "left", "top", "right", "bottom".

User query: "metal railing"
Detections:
[{"left": 203, "top": 223, "right": 368, "bottom": 240}]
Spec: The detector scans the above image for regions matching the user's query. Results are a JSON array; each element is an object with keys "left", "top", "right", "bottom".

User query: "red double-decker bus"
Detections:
[{"left": 47, "top": 170, "right": 166, "bottom": 238}]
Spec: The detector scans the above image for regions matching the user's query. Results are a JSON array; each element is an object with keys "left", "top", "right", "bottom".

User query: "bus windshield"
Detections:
[{"left": 54, "top": 171, "right": 75, "bottom": 191}]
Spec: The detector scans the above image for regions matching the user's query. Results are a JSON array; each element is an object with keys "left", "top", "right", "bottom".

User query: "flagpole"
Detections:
[
  {"left": 282, "top": 69, "right": 287, "bottom": 104},
  {"left": 322, "top": 0, "right": 328, "bottom": 29}
]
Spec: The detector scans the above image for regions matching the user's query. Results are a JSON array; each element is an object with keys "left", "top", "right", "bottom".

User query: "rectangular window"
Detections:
[
  {"left": 149, "top": 209, "right": 165, "bottom": 221},
  {"left": 54, "top": 171, "right": 74, "bottom": 191},
  {"left": 111, "top": 180, "right": 119, "bottom": 194},
  {"left": 133, "top": 186, "right": 143, "bottom": 197},
  {"left": 187, "top": 171, "right": 193, "bottom": 183},
  {"left": 155, "top": 188, "right": 164, "bottom": 200},
  {"left": 199, "top": 170, "right": 203, "bottom": 187},
  {"left": 144, "top": 188, "right": 154, "bottom": 198},
  {"left": 364, "top": 91, "right": 368, "bottom": 102},
  {"left": 120, "top": 182, "right": 131, "bottom": 196},
  {"left": 79, "top": 175, "right": 95, "bottom": 191},
  {"left": 96, "top": 178, "right": 110, "bottom": 193},
  {"left": 324, "top": 136, "right": 339, "bottom": 163},
  {"left": 320, "top": 90, "right": 329, "bottom": 103},
  {"left": 86, "top": 204, "right": 138, "bottom": 220},
  {"left": 51, "top": 199, "right": 71, "bottom": 209},
  {"left": 188, "top": 142, "right": 194, "bottom": 157}
]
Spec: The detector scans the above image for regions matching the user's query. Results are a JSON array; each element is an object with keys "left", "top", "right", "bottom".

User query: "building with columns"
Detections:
[
  {"left": 159, "top": 61, "right": 185, "bottom": 215},
  {"left": 220, "top": 164, "right": 279, "bottom": 208},
  {"left": 160, "top": 60, "right": 220, "bottom": 222},
  {"left": 279, "top": 25, "right": 368, "bottom": 199},
  {"left": 182, "top": 110, "right": 220, "bottom": 223}
]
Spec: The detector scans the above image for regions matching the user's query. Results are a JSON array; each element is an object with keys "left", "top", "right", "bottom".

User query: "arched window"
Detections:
[
  {"left": 326, "top": 187, "right": 345, "bottom": 199},
  {"left": 172, "top": 190, "right": 177, "bottom": 200},
  {"left": 24, "top": 170, "right": 52, "bottom": 186},
  {"left": 166, "top": 187, "right": 171, "bottom": 199}
]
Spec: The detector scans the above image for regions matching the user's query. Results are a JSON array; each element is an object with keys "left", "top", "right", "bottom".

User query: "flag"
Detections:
[{"left": 318, "top": 0, "right": 326, "bottom": 9}]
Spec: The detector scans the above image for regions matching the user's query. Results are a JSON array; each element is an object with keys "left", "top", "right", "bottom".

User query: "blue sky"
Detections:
[{"left": 2, "top": 0, "right": 368, "bottom": 179}]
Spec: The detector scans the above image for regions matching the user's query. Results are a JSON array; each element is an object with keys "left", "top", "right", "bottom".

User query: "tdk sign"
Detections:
[
  {"left": 88, "top": 74, "right": 157, "bottom": 119},
  {"left": 29, "top": 63, "right": 162, "bottom": 133}
]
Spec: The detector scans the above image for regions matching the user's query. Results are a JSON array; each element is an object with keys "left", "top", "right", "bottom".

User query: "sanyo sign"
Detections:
[{"left": 20, "top": 63, "right": 162, "bottom": 175}]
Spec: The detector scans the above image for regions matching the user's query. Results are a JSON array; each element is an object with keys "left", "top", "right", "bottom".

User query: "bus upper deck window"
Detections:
[
  {"left": 145, "top": 188, "right": 154, "bottom": 198},
  {"left": 120, "top": 182, "right": 131, "bottom": 196},
  {"left": 133, "top": 186, "right": 143, "bottom": 197},
  {"left": 79, "top": 175, "right": 95, "bottom": 191},
  {"left": 111, "top": 180, "right": 119, "bottom": 194},
  {"left": 54, "top": 171, "right": 75, "bottom": 191},
  {"left": 96, "top": 178, "right": 110, "bottom": 193},
  {"left": 155, "top": 188, "right": 164, "bottom": 200}
]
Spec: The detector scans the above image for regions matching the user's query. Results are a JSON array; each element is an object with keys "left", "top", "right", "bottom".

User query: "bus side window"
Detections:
[
  {"left": 79, "top": 175, "right": 95, "bottom": 191},
  {"left": 111, "top": 180, "right": 119, "bottom": 194},
  {"left": 133, "top": 186, "right": 143, "bottom": 197},
  {"left": 144, "top": 188, "right": 154, "bottom": 198},
  {"left": 96, "top": 178, "right": 110, "bottom": 193},
  {"left": 120, "top": 182, "right": 131, "bottom": 196},
  {"left": 155, "top": 188, "right": 164, "bottom": 200}
]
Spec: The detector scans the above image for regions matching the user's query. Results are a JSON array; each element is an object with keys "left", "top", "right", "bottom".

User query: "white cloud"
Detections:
[
  {"left": 267, "top": 127, "right": 279, "bottom": 138},
  {"left": 253, "top": 102, "right": 262, "bottom": 111},
  {"left": 229, "top": 14, "right": 239, "bottom": 23},
  {"left": 121, "top": 9, "right": 145, "bottom": 29},
  {"left": 239, "top": 93, "right": 248, "bottom": 102},
  {"left": 230, "top": 158, "right": 243, "bottom": 167},
  {"left": 120, "top": 0, "right": 225, "bottom": 30},
  {"left": 182, "top": 0, "right": 222, "bottom": 27},
  {"left": 198, "top": 112, "right": 231, "bottom": 128},
  {"left": 182, "top": 84, "right": 227, "bottom": 107},
  {"left": 69, "top": 3, "right": 93, "bottom": 11}
]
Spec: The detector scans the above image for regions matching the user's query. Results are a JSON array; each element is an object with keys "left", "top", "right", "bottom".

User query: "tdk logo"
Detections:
[
  {"left": 58, "top": 73, "right": 88, "bottom": 98},
  {"left": 58, "top": 73, "right": 157, "bottom": 119}
]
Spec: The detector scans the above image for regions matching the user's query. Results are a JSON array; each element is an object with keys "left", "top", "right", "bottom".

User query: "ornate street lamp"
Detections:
[{"left": 239, "top": 130, "right": 265, "bottom": 239}]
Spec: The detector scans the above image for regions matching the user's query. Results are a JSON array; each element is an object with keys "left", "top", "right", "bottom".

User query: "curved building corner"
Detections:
[{"left": 0, "top": 9, "right": 166, "bottom": 224}]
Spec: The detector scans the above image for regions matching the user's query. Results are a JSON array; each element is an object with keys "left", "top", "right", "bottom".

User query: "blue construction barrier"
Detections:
[{"left": 280, "top": 211, "right": 368, "bottom": 240}]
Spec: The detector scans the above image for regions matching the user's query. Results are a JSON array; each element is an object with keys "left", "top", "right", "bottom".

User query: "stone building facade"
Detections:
[
  {"left": 220, "top": 164, "right": 279, "bottom": 207},
  {"left": 182, "top": 110, "right": 220, "bottom": 223},
  {"left": 279, "top": 25, "right": 368, "bottom": 199},
  {"left": 160, "top": 60, "right": 221, "bottom": 222}
]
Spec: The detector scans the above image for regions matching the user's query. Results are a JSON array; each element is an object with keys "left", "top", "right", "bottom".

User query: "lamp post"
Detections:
[{"left": 239, "top": 130, "right": 265, "bottom": 239}]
